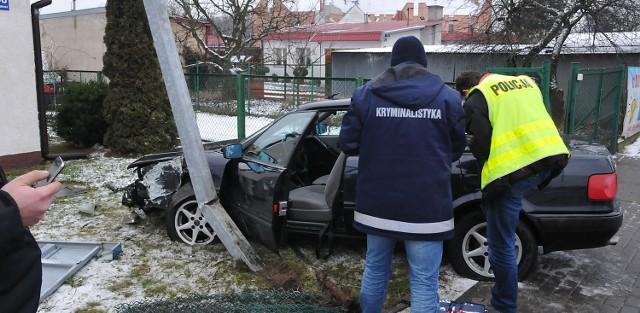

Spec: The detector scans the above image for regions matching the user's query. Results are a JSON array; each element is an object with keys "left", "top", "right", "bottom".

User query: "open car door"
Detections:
[{"left": 225, "top": 111, "right": 316, "bottom": 252}]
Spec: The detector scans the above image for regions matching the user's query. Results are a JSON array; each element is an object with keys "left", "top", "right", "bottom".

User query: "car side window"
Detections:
[
  {"left": 245, "top": 111, "right": 315, "bottom": 166},
  {"left": 315, "top": 110, "right": 346, "bottom": 136}
]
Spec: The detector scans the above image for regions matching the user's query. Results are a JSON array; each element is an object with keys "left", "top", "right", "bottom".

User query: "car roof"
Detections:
[{"left": 296, "top": 98, "right": 350, "bottom": 111}]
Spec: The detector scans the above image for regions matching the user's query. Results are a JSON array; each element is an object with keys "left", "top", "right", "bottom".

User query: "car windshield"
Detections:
[{"left": 244, "top": 111, "right": 316, "bottom": 166}]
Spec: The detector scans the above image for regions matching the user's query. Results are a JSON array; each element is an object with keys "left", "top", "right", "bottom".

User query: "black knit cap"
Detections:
[{"left": 390, "top": 36, "right": 428, "bottom": 68}]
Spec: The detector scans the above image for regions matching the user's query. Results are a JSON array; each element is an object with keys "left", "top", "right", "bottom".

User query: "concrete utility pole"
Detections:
[{"left": 142, "top": 0, "right": 263, "bottom": 272}]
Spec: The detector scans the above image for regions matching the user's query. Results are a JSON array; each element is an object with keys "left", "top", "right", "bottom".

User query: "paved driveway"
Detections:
[{"left": 456, "top": 154, "right": 640, "bottom": 313}]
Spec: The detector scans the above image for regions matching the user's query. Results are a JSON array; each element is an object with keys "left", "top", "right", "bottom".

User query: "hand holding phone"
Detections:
[{"left": 34, "top": 156, "right": 65, "bottom": 187}]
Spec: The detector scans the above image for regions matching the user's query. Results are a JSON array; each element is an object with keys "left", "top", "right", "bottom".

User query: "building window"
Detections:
[
  {"left": 296, "top": 48, "right": 311, "bottom": 66},
  {"left": 448, "top": 22, "right": 454, "bottom": 32},
  {"left": 274, "top": 48, "right": 285, "bottom": 65}
]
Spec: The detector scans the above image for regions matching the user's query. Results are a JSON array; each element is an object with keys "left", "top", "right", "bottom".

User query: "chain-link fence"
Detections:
[
  {"left": 114, "top": 290, "right": 347, "bottom": 313},
  {"left": 185, "top": 73, "right": 364, "bottom": 141},
  {"left": 565, "top": 63, "right": 626, "bottom": 153},
  {"left": 43, "top": 70, "right": 363, "bottom": 146}
]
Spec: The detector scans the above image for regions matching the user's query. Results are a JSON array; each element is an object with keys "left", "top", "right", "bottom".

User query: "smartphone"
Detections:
[{"left": 34, "top": 156, "right": 65, "bottom": 187}]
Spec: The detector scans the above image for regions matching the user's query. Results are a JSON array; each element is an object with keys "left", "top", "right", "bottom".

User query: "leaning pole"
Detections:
[{"left": 142, "top": 0, "right": 263, "bottom": 272}]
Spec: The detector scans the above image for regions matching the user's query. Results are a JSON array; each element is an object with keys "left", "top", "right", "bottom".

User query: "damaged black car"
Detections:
[{"left": 122, "top": 98, "right": 622, "bottom": 281}]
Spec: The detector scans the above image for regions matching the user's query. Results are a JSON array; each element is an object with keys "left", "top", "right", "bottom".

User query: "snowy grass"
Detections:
[{"left": 30, "top": 111, "right": 477, "bottom": 313}]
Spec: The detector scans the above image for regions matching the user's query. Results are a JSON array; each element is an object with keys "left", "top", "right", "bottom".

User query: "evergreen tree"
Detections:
[{"left": 102, "top": 0, "right": 177, "bottom": 154}]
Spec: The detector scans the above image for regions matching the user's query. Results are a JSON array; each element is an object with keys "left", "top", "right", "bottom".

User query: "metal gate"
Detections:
[{"left": 564, "top": 63, "right": 626, "bottom": 153}]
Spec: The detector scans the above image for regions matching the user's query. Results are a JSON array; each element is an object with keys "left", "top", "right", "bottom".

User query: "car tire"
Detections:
[
  {"left": 445, "top": 209, "right": 537, "bottom": 281},
  {"left": 165, "top": 194, "right": 217, "bottom": 245}
]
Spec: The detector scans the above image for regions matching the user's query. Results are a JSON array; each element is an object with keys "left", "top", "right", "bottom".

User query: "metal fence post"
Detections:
[
  {"left": 97, "top": 71, "right": 103, "bottom": 83},
  {"left": 565, "top": 62, "right": 580, "bottom": 134},
  {"left": 247, "top": 63, "right": 251, "bottom": 115},
  {"left": 593, "top": 72, "right": 604, "bottom": 141},
  {"left": 310, "top": 64, "right": 315, "bottom": 102},
  {"left": 356, "top": 76, "right": 364, "bottom": 87},
  {"left": 143, "top": 0, "right": 262, "bottom": 272},
  {"left": 195, "top": 61, "right": 200, "bottom": 112},
  {"left": 237, "top": 74, "right": 246, "bottom": 139},
  {"left": 610, "top": 64, "right": 626, "bottom": 153}
]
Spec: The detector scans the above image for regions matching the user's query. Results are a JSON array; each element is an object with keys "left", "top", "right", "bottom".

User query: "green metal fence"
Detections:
[
  {"left": 44, "top": 70, "right": 363, "bottom": 144},
  {"left": 184, "top": 73, "right": 363, "bottom": 140},
  {"left": 564, "top": 63, "right": 626, "bottom": 153}
]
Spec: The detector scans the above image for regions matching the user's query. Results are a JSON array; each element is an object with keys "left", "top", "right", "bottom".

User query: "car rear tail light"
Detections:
[
  {"left": 273, "top": 204, "right": 279, "bottom": 213},
  {"left": 588, "top": 173, "right": 617, "bottom": 200}
]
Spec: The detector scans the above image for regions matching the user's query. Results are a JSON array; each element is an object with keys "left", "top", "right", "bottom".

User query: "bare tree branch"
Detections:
[{"left": 170, "top": 0, "right": 311, "bottom": 72}]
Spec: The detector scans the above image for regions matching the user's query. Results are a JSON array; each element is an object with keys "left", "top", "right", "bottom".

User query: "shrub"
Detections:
[
  {"left": 293, "top": 66, "right": 308, "bottom": 77},
  {"left": 253, "top": 65, "right": 270, "bottom": 75},
  {"left": 271, "top": 73, "right": 279, "bottom": 82},
  {"left": 54, "top": 81, "right": 109, "bottom": 147}
]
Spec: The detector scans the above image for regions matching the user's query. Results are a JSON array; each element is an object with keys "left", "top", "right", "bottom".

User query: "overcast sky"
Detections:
[{"left": 35, "top": 0, "right": 473, "bottom": 16}]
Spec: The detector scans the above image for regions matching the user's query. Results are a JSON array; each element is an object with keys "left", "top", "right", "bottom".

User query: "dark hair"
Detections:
[{"left": 455, "top": 71, "right": 482, "bottom": 98}]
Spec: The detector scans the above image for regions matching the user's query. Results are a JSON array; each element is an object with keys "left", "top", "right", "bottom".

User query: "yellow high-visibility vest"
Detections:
[{"left": 469, "top": 74, "right": 569, "bottom": 189}]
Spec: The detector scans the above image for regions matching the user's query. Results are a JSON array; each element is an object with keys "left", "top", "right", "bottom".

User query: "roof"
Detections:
[
  {"left": 312, "top": 32, "right": 382, "bottom": 42},
  {"left": 264, "top": 20, "right": 441, "bottom": 42},
  {"left": 334, "top": 31, "right": 640, "bottom": 55},
  {"left": 40, "top": 7, "right": 105, "bottom": 19},
  {"left": 207, "top": 34, "right": 225, "bottom": 47},
  {"left": 442, "top": 32, "right": 482, "bottom": 42},
  {"left": 559, "top": 32, "right": 640, "bottom": 54}
]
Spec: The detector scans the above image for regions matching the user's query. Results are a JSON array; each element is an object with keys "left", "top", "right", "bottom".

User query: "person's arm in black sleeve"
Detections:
[
  {"left": 463, "top": 91, "right": 492, "bottom": 162},
  {"left": 0, "top": 190, "right": 26, "bottom": 256}
]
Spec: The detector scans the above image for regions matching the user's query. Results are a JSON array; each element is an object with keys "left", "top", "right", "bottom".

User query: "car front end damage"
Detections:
[{"left": 122, "top": 156, "right": 185, "bottom": 212}]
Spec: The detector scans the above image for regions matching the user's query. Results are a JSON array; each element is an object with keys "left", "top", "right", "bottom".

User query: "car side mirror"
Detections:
[
  {"left": 315, "top": 122, "right": 328, "bottom": 134},
  {"left": 223, "top": 144, "right": 243, "bottom": 159}
]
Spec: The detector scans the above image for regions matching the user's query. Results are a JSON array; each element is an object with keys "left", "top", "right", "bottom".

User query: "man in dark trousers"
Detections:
[
  {"left": 339, "top": 36, "right": 466, "bottom": 312},
  {"left": 464, "top": 73, "right": 569, "bottom": 313},
  {"left": 0, "top": 166, "right": 62, "bottom": 313}
]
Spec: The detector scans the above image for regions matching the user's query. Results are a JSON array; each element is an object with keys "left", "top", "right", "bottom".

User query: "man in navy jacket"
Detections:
[
  {"left": 0, "top": 166, "right": 62, "bottom": 313},
  {"left": 339, "top": 36, "right": 466, "bottom": 312}
]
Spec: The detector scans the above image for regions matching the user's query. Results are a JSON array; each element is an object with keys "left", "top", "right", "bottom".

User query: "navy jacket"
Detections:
[
  {"left": 339, "top": 62, "right": 466, "bottom": 241},
  {"left": 0, "top": 170, "right": 42, "bottom": 313}
]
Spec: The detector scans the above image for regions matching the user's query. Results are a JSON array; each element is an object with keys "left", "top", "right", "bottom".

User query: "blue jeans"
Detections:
[
  {"left": 486, "top": 170, "right": 551, "bottom": 313},
  {"left": 359, "top": 234, "right": 442, "bottom": 313}
]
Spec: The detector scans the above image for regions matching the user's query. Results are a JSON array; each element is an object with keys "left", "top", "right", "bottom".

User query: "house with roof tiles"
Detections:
[{"left": 261, "top": 5, "right": 445, "bottom": 78}]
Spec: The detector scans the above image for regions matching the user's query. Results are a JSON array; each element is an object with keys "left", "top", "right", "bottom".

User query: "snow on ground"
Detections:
[
  {"left": 33, "top": 111, "right": 476, "bottom": 313},
  {"left": 34, "top": 105, "right": 639, "bottom": 312},
  {"left": 33, "top": 150, "right": 475, "bottom": 312},
  {"left": 618, "top": 136, "right": 640, "bottom": 159}
]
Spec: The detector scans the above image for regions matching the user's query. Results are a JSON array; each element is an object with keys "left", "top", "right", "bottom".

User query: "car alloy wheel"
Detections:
[
  {"left": 167, "top": 197, "right": 216, "bottom": 245},
  {"left": 461, "top": 221, "right": 522, "bottom": 278},
  {"left": 445, "top": 210, "right": 537, "bottom": 281}
]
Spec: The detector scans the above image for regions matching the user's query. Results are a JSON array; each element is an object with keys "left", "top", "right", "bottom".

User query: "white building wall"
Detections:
[
  {"left": 383, "top": 29, "right": 424, "bottom": 48},
  {"left": 264, "top": 39, "right": 380, "bottom": 78},
  {"left": 0, "top": 1, "right": 41, "bottom": 162},
  {"left": 40, "top": 8, "right": 107, "bottom": 71}
]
